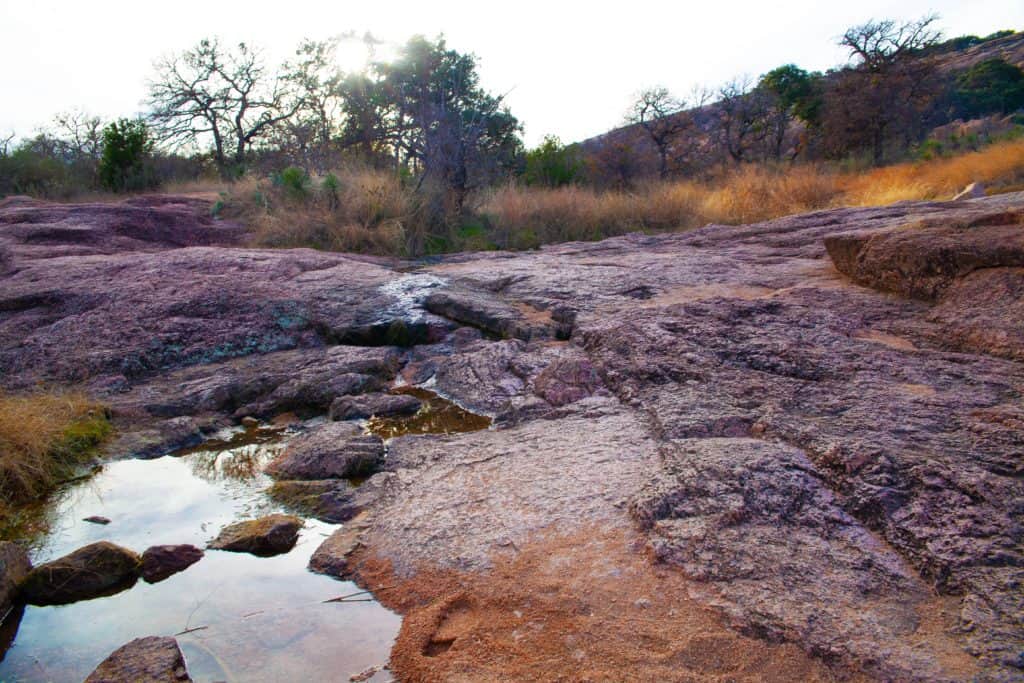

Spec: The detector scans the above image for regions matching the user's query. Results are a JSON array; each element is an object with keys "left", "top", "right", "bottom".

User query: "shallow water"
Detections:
[
  {"left": 0, "top": 426, "right": 400, "bottom": 682},
  {"left": 365, "top": 387, "right": 492, "bottom": 439}
]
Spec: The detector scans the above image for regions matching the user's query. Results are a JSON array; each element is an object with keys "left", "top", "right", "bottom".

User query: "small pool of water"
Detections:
[
  {"left": 0, "top": 426, "right": 400, "bottom": 682},
  {"left": 365, "top": 387, "right": 492, "bottom": 439}
]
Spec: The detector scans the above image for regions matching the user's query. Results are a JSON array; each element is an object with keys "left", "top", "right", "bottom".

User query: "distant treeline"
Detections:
[{"left": 1, "top": 17, "right": 1022, "bottom": 205}]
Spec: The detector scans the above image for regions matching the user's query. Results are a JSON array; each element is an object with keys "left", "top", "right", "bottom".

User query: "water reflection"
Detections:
[
  {"left": 0, "top": 425, "right": 400, "bottom": 683},
  {"left": 365, "top": 387, "right": 492, "bottom": 439}
]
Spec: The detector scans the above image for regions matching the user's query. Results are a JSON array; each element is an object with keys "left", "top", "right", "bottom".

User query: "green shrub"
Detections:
[
  {"left": 99, "top": 118, "right": 158, "bottom": 192},
  {"left": 523, "top": 135, "right": 583, "bottom": 188},
  {"left": 274, "top": 166, "right": 311, "bottom": 199},
  {"left": 955, "top": 58, "right": 1024, "bottom": 117},
  {"left": 322, "top": 172, "right": 340, "bottom": 209}
]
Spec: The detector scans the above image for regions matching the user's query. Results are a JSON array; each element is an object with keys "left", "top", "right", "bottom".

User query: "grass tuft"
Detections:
[{"left": 0, "top": 391, "right": 111, "bottom": 534}]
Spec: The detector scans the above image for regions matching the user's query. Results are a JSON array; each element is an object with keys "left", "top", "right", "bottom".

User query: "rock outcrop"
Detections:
[
  {"left": 3, "top": 193, "right": 1023, "bottom": 680},
  {"left": 84, "top": 636, "right": 191, "bottom": 683},
  {"left": 19, "top": 542, "right": 140, "bottom": 605},
  {"left": 207, "top": 514, "right": 303, "bottom": 556}
]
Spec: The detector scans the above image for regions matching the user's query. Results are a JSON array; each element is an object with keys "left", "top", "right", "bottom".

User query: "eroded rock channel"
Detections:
[{"left": 1, "top": 193, "right": 1022, "bottom": 681}]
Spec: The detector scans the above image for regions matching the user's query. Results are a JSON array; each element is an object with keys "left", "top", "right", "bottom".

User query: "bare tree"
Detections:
[
  {"left": 714, "top": 76, "right": 772, "bottom": 164},
  {"left": 627, "top": 87, "right": 689, "bottom": 179},
  {"left": 51, "top": 110, "right": 104, "bottom": 160},
  {"left": 827, "top": 15, "right": 943, "bottom": 163},
  {"left": 840, "top": 15, "right": 942, "bottom": 72},
  {"left": 0, "top": 132, "right": 14, "bottom": 158},
  {"left": 277, "top": 37, "right": 346, "bottom": 170},
  {"left": 147, "top": 38, "right": 301, "bottom": 177}
]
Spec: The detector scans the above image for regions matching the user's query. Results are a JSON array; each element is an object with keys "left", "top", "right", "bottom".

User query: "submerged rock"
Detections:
[
  {"left": 268, "top": 480, "right": 364, "bottom": 523},
  {"left": 84, "top": 636, "right": 191, "bottom": 682},
  {"left": 265, "top": 422, "right": 384, "bottom": 480},
  {"left": 0, "top": 541, "right": 31, "bottom": 616},
  {"left": 19, "top": 541, "right": 140, "bottom": 605},
  {"left": 207, "top": 514, "right": 303, "bottom": 556},
  {"left": 140, "top": 545, "right": 204, "bottom": 583}
]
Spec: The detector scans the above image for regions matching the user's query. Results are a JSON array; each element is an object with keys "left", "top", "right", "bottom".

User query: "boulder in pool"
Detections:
[
  {"left": 140, "top": 544, "right": 204, "bottom": 583},
  {"left": 85, "top": 635, "right": 191, "bottom": 682},
  {"left": 207, "top": 514, "right": 303, "bottom": 556},
  {"left": 19, "top": 541, "right": 140, "bottom": 605},
  {"left": 264, "top": 422, "right": 384, "bottom": 480}
]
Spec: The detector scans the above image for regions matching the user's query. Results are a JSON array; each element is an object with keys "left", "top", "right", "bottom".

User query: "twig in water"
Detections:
[
  {"left": 175, "top": 625, "right": 209, "bottom": 636},
  {"left": 323, "top": 585, "right": 397, "bottom": 603}
]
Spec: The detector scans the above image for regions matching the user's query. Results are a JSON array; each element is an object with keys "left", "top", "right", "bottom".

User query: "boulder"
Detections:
[
  {"left": 19, "top": 541, "right": 139, "bottom": 605},
  {"left": 329, "top": 392, "right": 422, "bottom": 420},
  {"left": 309, "top": 513, "right": 373, "bottom": 579},
  {"left": 140, "top": 545, "right": 204, "bottom": 583},
  {"left": 0, "top": 541, "right": 31, "bottom": 616},
  {"left": 823, "top": 210, "right": 1024, "bottom": 300},
  {"left": 207, "top": 514, "right": 303, "bottom": 556},
  {"left": 84, "top": 636, "right": 191, "bottom": 682},
  {"left": 264, "top": 422, "right": 384, "bottom": 480}
]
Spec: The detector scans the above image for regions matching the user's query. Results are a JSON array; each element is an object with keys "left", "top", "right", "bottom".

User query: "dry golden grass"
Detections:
[
  {"left": 225, "top": 167, "right": 413, "bottom": 254},
  {"left": 147, "top": 137, "right": 1024, "bottom": 255},
  {"left": 477, "top": 138, "right": 1024, "bottom": 248},
  {"left": 843, "top": 138, "right": 1024, "bottom": 205},
  {"left": 0, "top": 390, "right": 110, "bottom": 506}
]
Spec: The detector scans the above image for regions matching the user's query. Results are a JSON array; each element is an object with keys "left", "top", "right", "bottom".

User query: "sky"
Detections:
[{"left": 1, "top": 1, "right": 1022, "bottom": 147}]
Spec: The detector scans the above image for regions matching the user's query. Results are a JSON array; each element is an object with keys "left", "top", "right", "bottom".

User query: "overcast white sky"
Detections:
[{"left": 1, "top": 1, "right": 1021, "bottom": 147}]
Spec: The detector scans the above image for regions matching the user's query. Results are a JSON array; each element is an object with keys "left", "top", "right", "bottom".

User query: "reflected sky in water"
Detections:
[{"left": 0, "top": 429, "right": 399, "bottom": 682}]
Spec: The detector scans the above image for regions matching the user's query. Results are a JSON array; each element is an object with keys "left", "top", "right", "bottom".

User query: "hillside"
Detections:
[{"left": 581, "top": 30, "right": 1024, "bottom": 178}]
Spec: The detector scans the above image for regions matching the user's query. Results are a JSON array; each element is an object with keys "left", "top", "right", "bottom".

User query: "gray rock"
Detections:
[
  {"left": 630, "top": 438, "right": 949, "bottom": 681},
  {"left": 207, "top": 514, "right": 302, "bottom": 556},
  {"left": 425, "top": 288, "right": 564, "bottom": 341},
  {"left": 19, "top": 542, "right": 139, "bottom": 605},
  {"left": 140, "top": 545, "right": 204, "bottom": 583},
  {"left": 309, "top": 513, "right": 373, "bottom": 579},
  {"left": 84, "top": 635, "right": 191, "bottom": 682},
  {"left": 265, "top": 422, "right": 384, "bottom": 480},
  {"left": 329, "top": 392, "right": 422, "bottom": 420}
]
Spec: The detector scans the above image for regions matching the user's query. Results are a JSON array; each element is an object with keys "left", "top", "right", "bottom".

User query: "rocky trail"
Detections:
[{"left": 0, "top": 191, "right": 1022, "bottom": 681}]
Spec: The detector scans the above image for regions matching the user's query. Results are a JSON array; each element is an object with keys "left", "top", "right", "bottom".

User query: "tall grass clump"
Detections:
[
  {"left": 0, "top": 391, "right": 110, "bottom": 508},
  {"left": 225, "top": 165, "right": 414, "bottom": 254}
]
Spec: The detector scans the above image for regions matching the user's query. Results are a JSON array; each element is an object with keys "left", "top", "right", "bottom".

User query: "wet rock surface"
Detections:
[
  {"left": 207, "top": 514, "right": 303, "bottom": 556},
  {"left": 0, "top": 542, "right": 31, "bottom": 616},
  {"left": 329, "top": 392, "right": 422, "bottom": 420},
  {"left": 3, "top": 193, "right": 1024, "bottom": 680},
  {"left": 264, "top": 422, "right": 384, "bottom": 480},
  {"left": 140, "top": 545, "right": 204, "bottom": 583},
  {"left": 84, "top": 635, "right": 191, "bottom": 683},
  {"left": 19, "top": 541, "right": 140, "bottom": 606}
]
